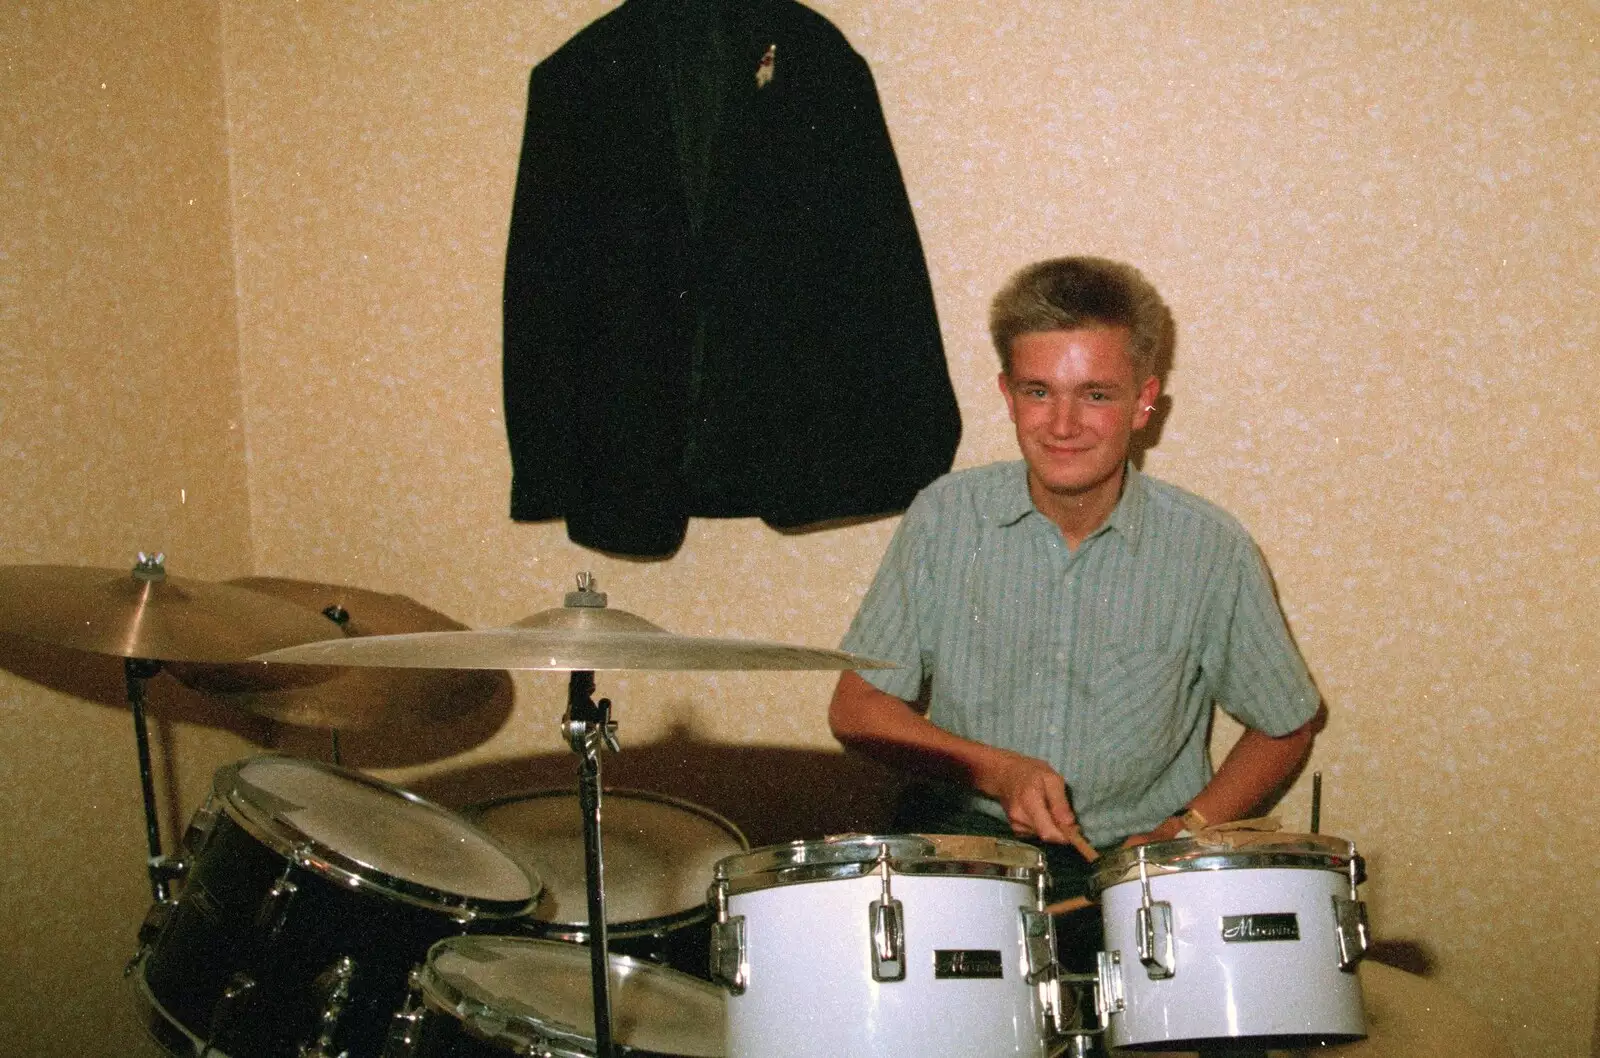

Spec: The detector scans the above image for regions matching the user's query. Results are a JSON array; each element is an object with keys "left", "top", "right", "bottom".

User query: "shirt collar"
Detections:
[
  {"left": 995, "top": 460, "right": 1148, "bottom": 552},
  {"left": 1100, "top": 462, "right": 1148, "bottom": 551},
  {"left": 994, "top": 462, "right": 1036, "bottom": 527}
]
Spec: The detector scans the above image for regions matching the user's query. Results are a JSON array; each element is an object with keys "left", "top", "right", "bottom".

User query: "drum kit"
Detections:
[{"left": 0, "top": 556, "right": 1437, "bottom": 1058}]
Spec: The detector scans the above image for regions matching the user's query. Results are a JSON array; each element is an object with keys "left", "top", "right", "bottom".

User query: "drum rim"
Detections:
[
  {"left": 714, "top": 832, "right": 1044, "bottom": 895},
  {"left": 1088, "top": 833, "right": 1360, "bottom": 895},
  {"left": 414, "top": 935, "right": 725, "bottom": 1058},
  {"left": 215, "top": 754, "right": 539, "bottom": 918},
  {"left": 464, "top": 785, "right": 749, "bottom": 850},
  {"left": 526, "top": 904, "right": 710, "bottom": 944},
  {"left": 464, "top": 786, "right": 750, "bottom": 933},
  {"left": 131, "top": 951, "right": 237, "bottom": 1058}
]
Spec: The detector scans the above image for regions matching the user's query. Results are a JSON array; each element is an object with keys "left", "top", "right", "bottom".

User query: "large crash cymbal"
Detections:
[
  {"left": 253, "top": 576, "right": 893, "bottom": 673},
  {"left": 168, "top": 577, "right": 507, "bottom": 729},
  {"left": 0, "top": 558, "right": 345, "bottom": 663}
]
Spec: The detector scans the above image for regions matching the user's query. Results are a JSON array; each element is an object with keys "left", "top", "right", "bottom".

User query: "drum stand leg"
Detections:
[
  {"left": 564, "top": 668, "right": 620, "bottom": 1058},
  {"left": 126, "top": 657, "right": 174, "bottom": 904}
]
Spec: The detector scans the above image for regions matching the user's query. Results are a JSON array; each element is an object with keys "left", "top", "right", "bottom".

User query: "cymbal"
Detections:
[
  {"left": 168, "top": 577, "right": 507, "bottom": 729},
  {"left": 252, "top": 580, "right": 893, "bottom": 673},
  {"left": 0, "top": 559, "right": 346, "bottom": 663}
]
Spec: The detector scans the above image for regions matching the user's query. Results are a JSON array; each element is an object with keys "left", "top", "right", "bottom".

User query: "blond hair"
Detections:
[{"left": 989, "top": 257, "right": 1171, "bottom": 378}]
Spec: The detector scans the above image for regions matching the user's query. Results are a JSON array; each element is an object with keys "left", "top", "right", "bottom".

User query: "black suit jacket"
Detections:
[{"left": 504, "top": 0, "right": 960, "bottom": 557}]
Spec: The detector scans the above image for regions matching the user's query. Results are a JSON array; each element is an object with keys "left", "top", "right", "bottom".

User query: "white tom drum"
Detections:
[
  {"left": 135, "top": 755, "right": 539, "bottom": 1058},
  {"left": 385, "top": 935, "right": 725, "bottom": 1057},
  {"left": 465, "top": 788, "right": 747, "bottom": 979},
  {"left": 709, "top": 833, "right": 1064, "bottom": 1058},
  {"left": 1089, "top": 831, "right": 1370, "bottom": 1052}
]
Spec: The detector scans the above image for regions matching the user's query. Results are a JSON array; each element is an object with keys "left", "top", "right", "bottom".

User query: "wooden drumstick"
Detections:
[
  {"left": 1044, "top": 825, "right": 1098, "bottom": 916},
  {"left": 1065, "top": 825, "right": 1099, "bottom": 863}
]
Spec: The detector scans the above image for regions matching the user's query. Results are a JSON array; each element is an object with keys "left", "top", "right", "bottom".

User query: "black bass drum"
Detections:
[{"left": 134, "top": 755, "right": 539, "bottom": 1058}]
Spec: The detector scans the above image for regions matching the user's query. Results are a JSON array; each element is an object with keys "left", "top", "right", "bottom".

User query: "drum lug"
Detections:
[
  {"left": 868, "top": 849, "right": 905, "bottom": 982},
  {"left": 199, "top": 971, "right": 257, "bottom": 1058},
  {"left": 299, "top": 955, "right": 355, "bottom": 1058},
  {"left": 125, "top": 895, "right": 180, "bottom": 978},
  {"left": 1134, "top": 849, "right": 1175, "bottom": 979},
  {"left": 710, "top": 914, "right": 748, "bottom": 994},
  {"left": 182, "top": 795, "right": 223, "bottom": 858},
  {"left": 1332, "top": 839, "right": 1369, "bottom": 971},
  {"left": 869, "top": 897, "right": 906, "bottom": 981},
  {"left": 1135, "top": 902, "right": 1174, "bottom": 979},
  {"left": 1019, "top": 907, "right": 1058, "bottom": 986},
  {"left": 1095, "top": 949, "right": 1125, "bottom": 1017},
  {"left": 384, "top": 972, "right": 427, "bottom": 1058},
  {"left": 1332, "top": 895, "right": 1370, "bottom": 971},
  {"left": 709, "top": 878, "right": 749, "bottom": 994},
  {"left": 255, "top": 867, "right": 299, "bottom": 943},
  {"left": 133, "top": 896, "right": 179, "bottom": 953}
]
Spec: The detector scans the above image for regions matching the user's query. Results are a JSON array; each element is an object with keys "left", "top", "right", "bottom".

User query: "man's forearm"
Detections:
[
  {"left": 1129, "top": 715, "right": 1318, "bottom": 846},
  {"left": 1187, "top": 715, "right": 1318, "bottom": 826},
  {"left": 828, "top": 671, "right": 1092, "bottom": 850},
  {"left": 828, "top": 670, "right": 999, "bottom": 785}
]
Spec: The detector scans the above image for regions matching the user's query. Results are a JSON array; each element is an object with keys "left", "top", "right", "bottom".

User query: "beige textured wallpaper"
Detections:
[
  {"left": 1, "top": 2, "right": 253, "bottom": 1055},
  {"left": 2, "top": 2, "right": 1595, "bottom": 1056}
]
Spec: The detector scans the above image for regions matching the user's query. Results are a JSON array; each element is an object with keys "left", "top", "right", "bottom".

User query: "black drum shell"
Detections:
[
  {"left": 142, "top": 807, "right": 506, "bottom": 1058},
  {"left": 505, "top": 915, "right": 716, "bottom": 982}
]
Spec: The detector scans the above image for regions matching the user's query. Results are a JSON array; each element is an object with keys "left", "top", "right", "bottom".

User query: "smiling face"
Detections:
[{"left": 999, "top": 326, "right": 1160, "bottom": 536}]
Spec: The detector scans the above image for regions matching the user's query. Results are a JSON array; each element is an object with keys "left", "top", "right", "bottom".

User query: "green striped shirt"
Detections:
[{"left": 841, "top": 461, "right": 1319, "bottom": 845}]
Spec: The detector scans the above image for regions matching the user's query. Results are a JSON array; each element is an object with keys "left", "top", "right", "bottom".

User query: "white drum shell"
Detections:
[
  {"left": 725, "top": 872, "right": 1047, "bottom": 1058},
  {"left": 1100, "top": 865, "right": 1365, "bottom": 1049}
]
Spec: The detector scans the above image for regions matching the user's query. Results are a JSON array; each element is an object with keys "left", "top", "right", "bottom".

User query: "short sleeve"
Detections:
[
  {"left": 1212, "top": 539, "right": 1321, "bottom": 736},
  {"left": 838, "top": 495, "right": 936, "bottom": 702}
]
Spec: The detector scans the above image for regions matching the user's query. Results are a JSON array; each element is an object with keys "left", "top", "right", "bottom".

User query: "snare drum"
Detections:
[
  {"left": 466, "top": 789, "right": 747, "bottom": 978},
  {"left": 1090, "top": 831, "right": 1370, "bottom": 1051},
  {"left": 710, "top": 833, "right": 1060, "bottom": 1058},
  {"left": 386, "top": 935, "right": 725, "bottom": 1057},
  {"left": 135, "top": 755, "right": 539, "bottom": 1058}
]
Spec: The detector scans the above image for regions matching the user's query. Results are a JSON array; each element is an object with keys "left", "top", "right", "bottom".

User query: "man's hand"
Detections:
[
  {"left": 829, "top": 673, "right": 1098, "bottom": 860},
  {"left": 1120, "top": 816, "right": 1185, "bottom": 848},
  {"left": 979, "top": 750, "right": 1098, "bottom": 861},
  {"left": 982, "top": 750, "right": 1078, "bottom": 842}
]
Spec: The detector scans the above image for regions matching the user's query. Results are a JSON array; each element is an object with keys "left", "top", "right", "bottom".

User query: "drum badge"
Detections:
[
  {"left": 756, "top": 44, "right": 776, "bottom": 88},
  {"left": 1220, "top": 913, "right": 1300, "bottom": 942},
  {"left": 934, "top": 949, "right": 1005, "bottom": 979}
]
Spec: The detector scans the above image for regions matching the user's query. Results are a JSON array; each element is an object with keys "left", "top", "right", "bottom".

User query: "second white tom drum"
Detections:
[{"left": 710, "top": 833, "right": 1062, "bottom": 1058}]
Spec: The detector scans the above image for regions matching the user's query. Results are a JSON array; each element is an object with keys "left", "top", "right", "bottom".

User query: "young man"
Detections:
[{"left": 829, "top": 257, "right": 1320, "bottom": 965}]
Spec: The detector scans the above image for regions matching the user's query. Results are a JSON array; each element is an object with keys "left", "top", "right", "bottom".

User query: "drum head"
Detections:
[
  {"left": 1090, "top": 831, "right": 1359, "bottom": 895},
  {"left": 220, "top": 755, "right": 536, "bottom": 912},
  {"left": 420, "top": 936, "right": 725, "bottom": 1057},
  {"left": 714, "top": 832, "right": 1043, "bottom": 895},
  {"left": 468, "top": 789, "right": 747, "bottom": 929}
]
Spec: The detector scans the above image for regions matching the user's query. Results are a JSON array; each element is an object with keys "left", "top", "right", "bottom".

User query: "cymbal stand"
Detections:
[
  {"left": 563, "top": 667, "right": 619, "bottom": 1058},
  {"left": 125, "top": 655, "right": 176, "bottom": 903},
  {"left": 322, "top": 603, "right": 350, "bottom": 766}
]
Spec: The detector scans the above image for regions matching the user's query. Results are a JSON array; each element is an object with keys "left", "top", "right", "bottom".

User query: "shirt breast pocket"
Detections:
[{"left": 1085, "top": 647, "right": 1195, "bottom": 795}]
